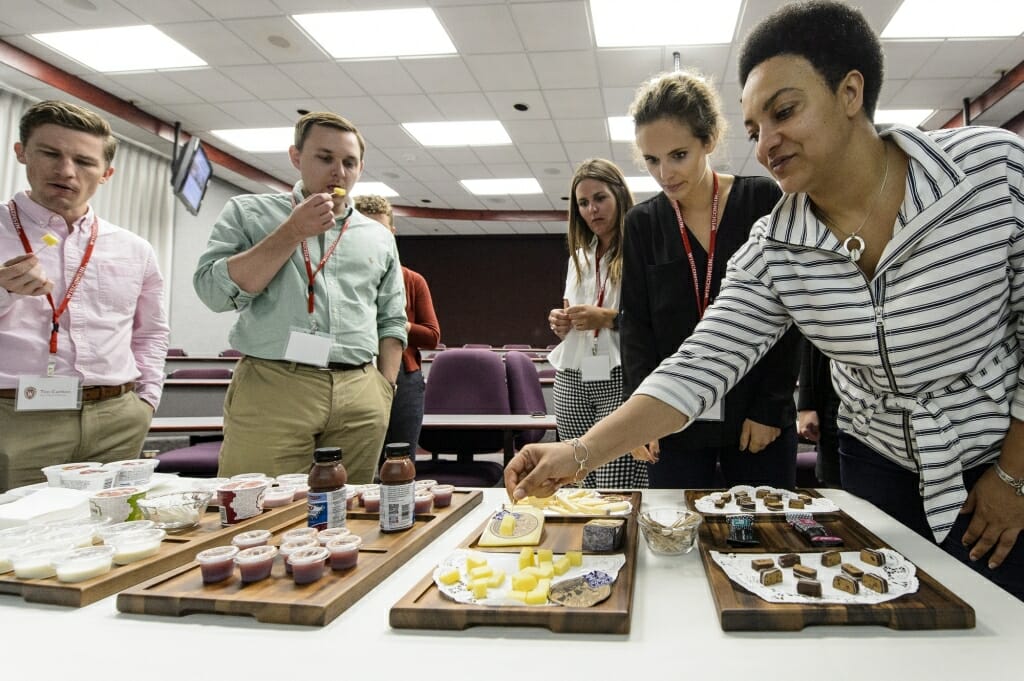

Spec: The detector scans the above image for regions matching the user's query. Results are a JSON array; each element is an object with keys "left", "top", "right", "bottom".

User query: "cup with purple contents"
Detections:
[
  {"left": 216, "top": 480, "right": 268, "bottom": 525},
  {"left": 196, "top": 545, "right": 239, "bottom": 584},
  {"left": 326, "top": 534, "right": 362, "bottom": 570}
]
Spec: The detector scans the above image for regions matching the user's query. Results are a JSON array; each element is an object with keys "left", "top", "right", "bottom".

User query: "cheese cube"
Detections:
[
  {"left": 471, "top": 581, "right": 489, "bottom": 599},
  {"left": 487, "top": 569, "right": 505, "bottom": 588},
  {"left": 469, "top": 565, "right": 493, "bottom": 580},
  {"left": 536, "top": 562, "right": 554, "bottom": 579},
  {"left": 465, "top": 552, "right": 487, "bottom": 570},
  {"left": 508, "top": 590, "right": 527, "bottom": 602},
  {"left": 332, "top": 187, "right": 347, "bottom": 197},
  {"left": 439, "top": 568, "right": 461, "bottom": 585},
  {"left": 536, "top": 578, "right": 551, "bottom": 595},
  {"left": 537, "top": 548, "right": 553, "bottom": 564},
  {"left": 499, "top": 514, "right": 516, "bottom": 536},
  {"left": 41, "top": 233, "right": 59, "bottom": 247},
  {"left": 525, "top": 588, "right": 548, "bottom": 605},
  {"left": 566, "top": 550, "right": 583, "bottom": 566},
  {"left": 553, "top": 556, "right": 571, "bottom": 576},
  {"left": 511, "top": 571, "right": 538, "bottom": 592},
  {"left": 518, "top": 547, "right": 534, "bottom": 570}
]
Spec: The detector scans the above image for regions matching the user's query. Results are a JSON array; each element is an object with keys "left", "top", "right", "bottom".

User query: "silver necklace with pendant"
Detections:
[{"left": 833, "top": 144, "right": 890, "bottom": 263}]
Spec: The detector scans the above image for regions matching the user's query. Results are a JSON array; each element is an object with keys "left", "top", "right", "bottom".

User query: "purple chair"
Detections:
[
  {"left": 504, "top": 351, "right": 547, "bottom": 449},
  {"left": 538, "top": 368, "right": 556, "bottom": 380},
  {"left": 154, "top": 440, "right": 221, "bottom": 477},
  {"left": 167, "top": 368, "right": 233, "bottom": 379},
  {"left": 416, "top": 349, "right": 508, "bottom": 487},
  {"left": 166, "top": 348, "right": 188, "bottom": 357},
  {"left": 218, "top": 349, "right": 243, "bottom": 357},
  {"left": 463, "top": 343, "right": 493, "bottom": 349}
]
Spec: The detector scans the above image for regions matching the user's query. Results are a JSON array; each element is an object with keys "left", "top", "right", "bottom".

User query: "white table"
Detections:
[{"left": 2, "top": 489, "right": 1021, "bottom": 679}]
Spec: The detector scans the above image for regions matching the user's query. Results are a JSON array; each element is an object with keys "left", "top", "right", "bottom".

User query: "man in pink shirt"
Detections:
[{"left": 0, "top": 100, "right": 169, "bottom": 491}]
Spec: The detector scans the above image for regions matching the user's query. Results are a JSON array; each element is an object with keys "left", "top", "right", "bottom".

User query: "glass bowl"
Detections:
[
  {"left": 637, "top": 508, "right": 702, "bottom": 555},
  {"left": 135, "top": 491, "right": 212, "bottom": 532}
]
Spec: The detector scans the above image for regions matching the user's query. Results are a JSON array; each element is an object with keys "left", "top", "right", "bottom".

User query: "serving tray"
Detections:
[
  {"left": 0, "top": 498, "right": 307, "bottom": 607},
  {"left": 389, "top": 491, "right": 641, "bottom": 634},
  {"left": 684, "top": 490, "right": 975, "bottom": 631},
  {"left": 116, "top": 490, "right": 482, "bottom": 626}
]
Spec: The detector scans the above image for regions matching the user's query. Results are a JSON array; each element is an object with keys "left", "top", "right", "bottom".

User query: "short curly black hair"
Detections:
[{"left": 738, "top": 0, "right": 884, "bottom": 121}]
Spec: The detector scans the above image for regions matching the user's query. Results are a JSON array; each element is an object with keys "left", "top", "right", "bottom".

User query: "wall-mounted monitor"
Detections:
[{"left": 171, "top": 136, "right": 213, "bottom": 216}]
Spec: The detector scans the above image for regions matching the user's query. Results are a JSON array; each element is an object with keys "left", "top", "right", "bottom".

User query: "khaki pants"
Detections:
[
  {"left": 218, "top": 357, "right": 393, "bottom": 484},
  {"left": 0, "top": 391, "right": 153, "bottom": 492}
]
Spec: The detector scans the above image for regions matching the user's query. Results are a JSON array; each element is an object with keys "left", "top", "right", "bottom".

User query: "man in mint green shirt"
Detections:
[{"left": 194, "top": 112, "right": 406, "bottom": 484}]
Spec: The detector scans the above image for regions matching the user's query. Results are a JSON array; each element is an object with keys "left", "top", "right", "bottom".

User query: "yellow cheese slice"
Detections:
[{"left": 477, "top": 506, "right": 544, "bottom": 547}]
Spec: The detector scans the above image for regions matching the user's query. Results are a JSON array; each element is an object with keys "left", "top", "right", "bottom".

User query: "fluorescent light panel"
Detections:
[
  {"left": 461, "top": 178, "right": 542, "bottom": 195},
  {"left": 608, "top": 116, "right": 634, "bottom": 142},
  {"left": 211, "top": 127, "right": 294, "bottom": 153},
  {"left": 31, "top": 25, "right": 205, "bottom": 72},
  {"left": 589, "top": 0, "right": 742, "bottom": 46},
  {"left": 402, "top": 121, "right": 511, "bottom": 147},
  {"left": 881, "top": 0, "right": 1024, "bottom": 38},
  {"left": 293, "top": 8, "right": 456, "bottom": 58},
  {"left": 352, "top": 182, "right": 399, "bottom": 198},
  {"left": 626, "top": 176, "right": 661, "bottom": 194},
  {"left": 874, "top": 109, "right": 935, "bottom": 127}
]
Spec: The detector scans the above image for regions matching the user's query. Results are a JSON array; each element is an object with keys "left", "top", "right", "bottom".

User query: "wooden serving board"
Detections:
[
  {"left": 684, "top": 491, "right": 975, "bottom": 631},
  {"left": 389, "top": 491, "right": 641, "bottom": 634},
  {"left": 116, "top": 490, "right": 482, "bottom": 626},
  {"left": 0, "top": 499, "right": 307, "bottom": 607}
]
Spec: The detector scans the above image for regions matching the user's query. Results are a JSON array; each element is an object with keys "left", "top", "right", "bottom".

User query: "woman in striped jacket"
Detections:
[{"left": 505, "top": 0, "right": 1024, "bottom": 600}]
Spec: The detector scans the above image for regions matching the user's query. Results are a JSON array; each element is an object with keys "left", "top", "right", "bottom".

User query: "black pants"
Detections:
[{"left": 839, "top": 433, "right": 1024, "bottom": 601}]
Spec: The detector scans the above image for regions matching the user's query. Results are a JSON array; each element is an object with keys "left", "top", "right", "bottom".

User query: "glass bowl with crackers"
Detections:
[{"left": 638, "top": 508, "right": 702, "bottom": 555}]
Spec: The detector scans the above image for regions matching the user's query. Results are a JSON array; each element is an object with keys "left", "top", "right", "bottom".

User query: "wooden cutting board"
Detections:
[
  {"left": 389, "top": 491, "right": 640, "bottom": 634},
  {"left": 116, "top": 490, "right": 482, "bottom": 626},
  {"left": 0, "top": 498, "right": 307, "bottom": 607},
  {"left": 684, "top": 490, "right": 975, "bottom": 631}
]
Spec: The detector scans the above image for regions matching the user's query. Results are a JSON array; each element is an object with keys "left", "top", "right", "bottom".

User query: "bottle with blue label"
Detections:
[
  {"left": 307, "top": 447, "right": 347, "bottom": 530},
  {"left": 379, "top": 442, "right": 416, "bottom": 533}
]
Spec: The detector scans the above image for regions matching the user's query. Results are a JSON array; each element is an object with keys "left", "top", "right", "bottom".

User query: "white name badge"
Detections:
[
  {"left": 580, "top": 353, "right": 611, "bottom": 382},
  {"left": 16, "top": 375, "right": 81, "bottom": 411},
  {"left": 696, "top": 400, "right": 723, "bottom": 422},
  {"left": 284, "top": 329, "right": 332, "bottom": 367}
]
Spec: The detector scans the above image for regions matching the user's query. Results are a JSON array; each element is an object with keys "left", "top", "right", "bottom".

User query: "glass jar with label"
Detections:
[
  {"left": 307, "top": 447, "right": 347, "bottom": 530},
  {"left": 379, "top": 442, "right": 416, "bottom": 533}
]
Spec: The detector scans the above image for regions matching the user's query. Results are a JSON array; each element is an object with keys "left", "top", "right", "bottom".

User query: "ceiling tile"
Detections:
[
  {"left": 374, "top": 94, "right": 444, "bottom": 122},
  {"left": 880, "top": 40, "right": 941, "bottom": 80},
  {"left": 401, "top": 57, "right": 480, "bottom": 94},
  {"left": 888, "top": 77, "right": 973, "bottom": 109},
  {"left": 510, "top": 1, "right": 591, "bottom": 52},
  {"left": 342, "top": 60, "right": 422, "bottom": 95},
  {"left": 486, "top": 90, "right": 550, "bottom": 119},
  {"left": 435, "top": 4, "right": 524, "bottom": 55},
  {"left": 596, "top": 48, "right": 664, "bottom": 87},
  {"left": 430, "top": 92, "right": 496, "bottom": 119},
  {"left": 509, "top": 219, "right": 551, "bottom": 233},
  {"left": 223, "top": 17, "right": 328, "bottom": 64},
  {"left": 119, "top": 0, "right": 211, "bottom": 23},
  {"left": 172, "top": 102, "right": 246, "bottom": 130},
  {"left": 380, "top": 147, "right": 441, "bottom": 166},
  {"left": 276, "top": 61, "right": 365, "bottom": 99},
  {"left": 166, "top": 68, "right": 255, "bottom": 103},
  {"left": 160, "top": 21, "right": 267, "bottom": 67},
  {"left": 518, "top": 143, "right": 569, "bottom": 163},
  {"left": 444, "top": 163, "right": 492, "bottom": 179},
  {"left": 529, "top": 51, "right": 599, "bottom": 89},
  {"left": 503, "top": 119, "right": 560, "bottom": 144},
  {"left": 265, "top": 97, "right": 327, "bottom": 122},
  {"left": 198, "top": 1, "right": 281, "bottom": 20},
  {"left": 669, "top": 45, "right": 732, "bottom": 85},
  {"left": 465, "top": 53, "right": 539, "bottom": 90},
  {"left": 358, "top": 124, "right": 417, "bottom": 149},
  {"left": 220, "top": 64, "right": 310, "bottom": 99},
  {"left": 915, "top": 39, "right": 1015, "bottom": 79},
  {"left": 472, "top": 147, "right": 527, "bottom": 165},
  {"left": 0, "top": 2, "right": 76, "bottom": 32},
  {"left": 216, "top": 100, "right": 293, "bottom": 127},
  {"left": 319, "top": 96, "right": 394, "bottom": 125},
  {"left": 36, "top": 0, "right": 136, "bottom": 27},
  {"left": 426, "top": 148, "right": 483, "bottom": 166},
  {"left": 602, "top": 87, "right": 636, "bottom": 117},
  {"left": 543, "top": 88, "right": 604, "bottom": 119},
  {"left": 563, "top": 141, "right": 613, "bottom": 163},
  {"left": 109, "top": 72, "right": 204, "bottom": 106},
  {"left": 554, "top": 117, "right": 608, "bottom": 142}
]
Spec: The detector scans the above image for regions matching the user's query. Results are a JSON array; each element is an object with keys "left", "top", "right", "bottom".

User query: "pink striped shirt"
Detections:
[{"left": 0, "top": 192, "right": 169, "bottom": 408}]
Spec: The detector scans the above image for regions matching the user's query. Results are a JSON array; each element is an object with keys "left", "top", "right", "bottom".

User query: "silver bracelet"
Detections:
[{"left": 568, "top": 437, "right": 590, "bottom": 483}]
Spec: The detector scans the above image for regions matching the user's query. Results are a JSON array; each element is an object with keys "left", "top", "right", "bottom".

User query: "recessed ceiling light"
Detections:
[
  {"left": 874, "top": 109, "right": 935, "bottom": 127},
  {"left": 460, "top": 178, "right": 543, "bottom": 195},
  {"left": 513, "top": 103, "right": 530, "bottom": 112},
  {"left": 589, "top": 0, "right": 742, "bottom": 47},
  {"left": 352, "top": 182, "right": 398, "bottom": 198},
  {"left": 267, "top": 35, "right": 291, "bottom": 49},
  {"left": 211, "top": 127, "right": 293, "bottom": 153},
  {"left": 32, "top": 25, "right": 206, "bottom": 72},
  {"left": 625, "top": 176, "right": 661, "bottom": 194},
  {"left": 608, "top": 116, "right": 634, "bottom": 142},
  {"left": 402, "top": 121, "right": 511, "bottom": 147},
  {"left": 292, "top": 8, "right": 456, "bottom": 59},
  {"left": 881, "top": 0, "right": 1024, "bottom": 38}
]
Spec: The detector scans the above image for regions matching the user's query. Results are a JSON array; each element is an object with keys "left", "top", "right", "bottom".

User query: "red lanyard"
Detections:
[
  {"left": 9, "top": 201, "right": 98, "bottom": 354},
  {"left": 671, "top": 171, "right": 720, "bottom": 320},
  {"left": 294, "top": 197, "right": 350, "bottom": 314},
  {"left": 593, "top": 252, "right": 608, "bottom": 340}
]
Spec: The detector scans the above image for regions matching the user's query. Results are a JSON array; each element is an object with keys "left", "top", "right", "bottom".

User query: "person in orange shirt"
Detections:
[{"left": 354, "top": 195, "right": 441, "bottom": 456}]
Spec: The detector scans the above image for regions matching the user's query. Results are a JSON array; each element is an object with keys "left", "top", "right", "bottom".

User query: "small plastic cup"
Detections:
[
  {"left": 11, "top": 542, "right": 74, "bottom": 579},
  {"left": 53, "top": 545, "right": 115, "bottom": 583},
  {"left": 235, "top": 545, "right": 277, "bottom": 583},
  {"left": 105, "top": 528, "right": 166, "bottom": 565},
  {"left": 326, "top": 534, "right": 362, "bottom": 571},
  {"left": 415, "top": 479, "right": 437, "bottom": 492},
  {"left": 191, "top": 478, "right": 229, "bottom": 497},
  {"left": 414, "top": 491, "right": 434, "bottom": 514},
  {"left": 263, "top": 485, "right": 296, "bottom": 509},
  {"left": 89, "top": 487, "right": 146, "bottom": 523},
  {"left": 42, "top": 525, "right": 96, "bottom": 549},
  {"left": 288, "top": 545, "right": 330, "bottom": 585},
  {"left": 216, "top": 480, "right": 268, "bottom": 525},
  {"left": 282, "top": 527, "right": 319, "bottom": 545},
  {"left": 357, "top": 484, "right": 379, "bottom": 508},
  {"left": 196, "top": 545, "right": 239, "bottom": 584},
  {"left": 278, "top": 538, "right": 317, "bottom": 575},
  {"left": 317, "top": 527, "right": 350, "bottom": 545},
  {"left": 98, "top": 520, "right": 156, "bottom": 543},
  {"left": 103, "top": 458, "right": 159, "bottom": 487},
  {"left": 231, "top": 529, "right": 272, "bottom": 549},
  {"left": 430, "top": 484, "right": 454, "bottom": 508},
  {"left": 41, "top": 462, "right": 102, "bottom": 487},
  {"left": 362, "top": 491, "right": 381, "bottom": 513},
  {"left": 60, "top": 467, "right": 117, "bottom": 492},
  {"left": 275, "top": 473, "right": 309, "bottom": 501},
  {"left": 345, "top": 486, "right": 358, "bottom": 510}
]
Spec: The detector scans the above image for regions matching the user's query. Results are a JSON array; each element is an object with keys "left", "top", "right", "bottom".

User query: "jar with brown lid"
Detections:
[
  {"left": 379, "top": 442, "right": 416, "bottom": 533},
  {"left": 307, "top": 447, "right": 347, "bottom": 530}
]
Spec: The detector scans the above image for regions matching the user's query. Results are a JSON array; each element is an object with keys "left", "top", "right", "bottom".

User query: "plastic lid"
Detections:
[
  {"left": 384, "top": 442, "right": 412, "bottom": 457},
  {"left": 313, "top": 447, "right": 343, "bottom": 463}
]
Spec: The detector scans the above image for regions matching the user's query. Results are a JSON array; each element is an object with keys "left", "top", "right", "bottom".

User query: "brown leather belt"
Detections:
[{"left": 0, "top": 382, "right": 135, "bottom": 401}]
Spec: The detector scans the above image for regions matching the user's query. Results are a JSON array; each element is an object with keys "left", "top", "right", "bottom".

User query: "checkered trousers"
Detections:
[{"left": 553, "top": 366, "right": 648, "bottom": 489}]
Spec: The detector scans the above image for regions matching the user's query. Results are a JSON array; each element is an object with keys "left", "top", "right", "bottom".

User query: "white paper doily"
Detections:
[
  {"left": 694, "top": 485, "right": 838, "bottom": 515},
  {"left": 433, "top": 548, "right": 626, "bottom": 606},
  {"left": 710, "top": 548, "right": 918, "bottom": 604}
]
